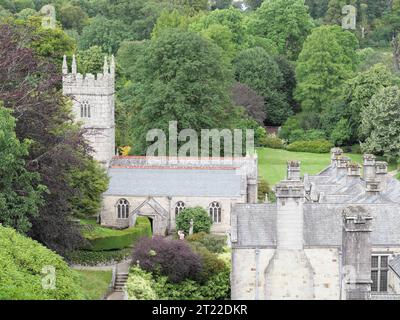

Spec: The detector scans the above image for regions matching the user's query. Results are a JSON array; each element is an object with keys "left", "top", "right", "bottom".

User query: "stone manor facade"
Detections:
[
  {"left": 62, "top": 56, "right": 257, "bottom": 235},
  {"left": 231, "top": 149, "right": 400, "bottom": 300}
]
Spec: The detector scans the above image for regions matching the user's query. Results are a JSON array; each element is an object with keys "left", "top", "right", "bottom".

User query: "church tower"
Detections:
[{"left": 62, "top": 55, "right": 116, "bottom": 168}]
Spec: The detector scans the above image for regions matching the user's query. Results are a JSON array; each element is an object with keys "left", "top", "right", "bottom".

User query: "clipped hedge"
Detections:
[
  {"left": 65, "top": 248, "right": 132, "bottom": 266},
  {"left": 259, "top": 134, "right": 285, "bottom": 149},
  {"left": 83, "top": 217, "right": 152, "bottom": 251},
  {"left": 0, "top": 225, "right": 84, "bottom": 300},
  {"left": 286, "top": 139, "right": 333, "bottom": 154}
]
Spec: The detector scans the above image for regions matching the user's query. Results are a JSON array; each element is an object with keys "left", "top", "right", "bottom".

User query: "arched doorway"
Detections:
[{"left": 131, "top": 198, "right": 168, "bottom": 236}]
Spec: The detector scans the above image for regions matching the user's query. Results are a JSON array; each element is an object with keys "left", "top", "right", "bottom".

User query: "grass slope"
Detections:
[
  {"left": 257, "top": 148, "right": 396, "bottom": 186},
  {"left": 76, "top": 270, "right": 112, "bottom": 300}
]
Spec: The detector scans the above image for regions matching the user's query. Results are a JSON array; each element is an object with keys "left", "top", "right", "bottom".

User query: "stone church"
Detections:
[
  {"left": 231, "top": 149, "right": 400, "bottom": 300},
  {"left": 62, "top": 55, "right": 258, "bottom": 235}
]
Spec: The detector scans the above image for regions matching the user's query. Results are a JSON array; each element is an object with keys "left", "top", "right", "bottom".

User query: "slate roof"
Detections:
[
  {"left": 389, "top": 255, "right": 400, "bottom": 279},
  {"left": 232, "top": 203, "right": 400, "bottom": 248},
  {"left": 104, "top": 167, "right": 243, "bottom": 197}
]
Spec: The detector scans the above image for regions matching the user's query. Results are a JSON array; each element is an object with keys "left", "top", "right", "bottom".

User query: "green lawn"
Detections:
[
  {"left": 76, "top": 270, "right": 112, "bottom": 300},
  {"left": 257, "top": 148, "right": 397, "bottom": 186}
]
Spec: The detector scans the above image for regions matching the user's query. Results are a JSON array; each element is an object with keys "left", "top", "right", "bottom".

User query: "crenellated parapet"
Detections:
[{"left": 62, "top": 55, "right": 115, "bottom": 96}]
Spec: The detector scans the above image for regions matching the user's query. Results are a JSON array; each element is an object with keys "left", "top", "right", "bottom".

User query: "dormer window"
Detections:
[{"left": 80, "top": 100, "right": 91, "bottom": 118}]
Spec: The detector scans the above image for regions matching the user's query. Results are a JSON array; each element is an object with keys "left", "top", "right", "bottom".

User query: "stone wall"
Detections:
[{"left": 101, "top": 195, "right": 244, "bottom": 234}]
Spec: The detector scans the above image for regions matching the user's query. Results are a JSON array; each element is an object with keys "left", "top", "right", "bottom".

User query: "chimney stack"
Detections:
[
  {"left": 342, "top": 206, "right": 373, "bottom": 300},
  {"left": 375, "top": 161, "right": 388, "bottom": 191},
  {"left": 347, "top": 162, "right": 361, "bottom": 182},
  {"left": 337, "top": 157, "right": 351, "bottom": 176},
  {"left": 287, "top": 160, "right": 301, "bottom": 181},
  {"left": 363, "top": 154, "right": 376, "bottom": 181},
  {"left": 331, "top": 148, "right": 343, "bottom": 167}
]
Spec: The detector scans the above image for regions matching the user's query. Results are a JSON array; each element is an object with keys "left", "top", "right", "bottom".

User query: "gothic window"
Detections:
[
  {"left": 80, "top": 100, "right": 91, "bottom": 118},
  {"left": 175, "top": 201, "right": 185, "bottom": 216},
  {"left": 371, "top": 255, "right": 389, "bottom": 292},
  {"left": 116, "top": 199, "right": 129, "bottom": 219},
  {"left": 209, "top": 201, "right": 221, "bottom": 223}
]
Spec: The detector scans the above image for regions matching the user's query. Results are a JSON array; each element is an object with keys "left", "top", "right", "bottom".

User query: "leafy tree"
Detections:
[
  {"left": 305, "top": 0, "right": 329, "bottom": 19},
  {"left": 68, "top": 159, "right": 109, "bottom": 219},
  {"left": 210, "top": 0, "right": 233, "bottom": 10},
  {"left": 244, "top": 0, "right": 263, "bottom": 10},
  {"left": 132, "top": 236, "right": 203, "bottom": 283},
  {"left": 342, "top": 64, "right": 395, "bottom": 141},
  {"left": 330, "top": 118, "right": 352, "bottom": 146},
  {"left": 295, "top": 25, "right": 359, "bottom": 122},
  {"left": 15, "top": 7, "right": 37, "bottom": 20},
  {"left": 77, "top": 45, "right": 105, "bottom": 74},
  {"left": 325, "top": 0, "right": 357, "bottom": 25},
  {"left": 176, "top": 207, "right": 213, "bottom": 234},
  {"left": 79, "top": 15, "right": 133, "bottom": 53},
  {"left": 200, "top": 23, "right": 236, "bottom": 61},
  {"left": 130, "top": 29, "right": 235, "bottom": 154},
  {"left": 151, "top": 9, "right": 190, "bottom": 39},
  {"left": 0, "top": 22, "right": 90, "bottom": 254},
  {"left": 190, "top": 7, "right": 247, "bottom": 49},
  {"left": 0, "top": 103, "right": 46, "bottom": 233},
  {"left": 0, "top": 225, "right": 84, "bottom": 300},
  {"left": 234, "top": 47, "right": 292, "bottom": 125},
  {"left": 248, "top": 0, "right": 314, "bottom": 60},
  {"left": 231, "top": 82, "right": 265, "bottom": 124},
  {"left": 59, "top": 4, "right": 88, "bottom": 32},
  {"left": 361, "top": 86, "right": 400, "bottom": 161}
]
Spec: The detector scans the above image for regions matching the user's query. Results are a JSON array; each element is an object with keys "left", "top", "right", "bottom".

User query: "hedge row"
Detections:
[
  {"left": 286, "top": 139, "right": 333, "bottom": 153},
  {"left": 84, "top": 217, "right": 152, "bottom": 251},
  {"left": 65, "top": 248, "right": 132, "bottom": 266}
]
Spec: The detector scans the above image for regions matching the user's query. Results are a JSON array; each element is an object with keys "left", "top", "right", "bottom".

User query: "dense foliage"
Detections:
[
  {"left": 132, "top": 236, "right": 203, "bottom": 283},
  {"left": 176, "top": 207, "right": 213, "bottom": 235},
  {"left": 0, "top": 225, "right": 83, "bottom": 300}
]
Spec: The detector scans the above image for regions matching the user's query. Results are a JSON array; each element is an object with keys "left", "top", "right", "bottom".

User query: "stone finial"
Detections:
[
  {"left": 71, "top": 54, "right": 77, "bottom": 74},
  {"left": 110, "top": 55, "right": 115, "bottom": 76},
  {"left": 62, "top": 55, "right": 68, "bottom": 74},
  {"left": 103, "top": 56, "right": 109, "bottom": 75}
]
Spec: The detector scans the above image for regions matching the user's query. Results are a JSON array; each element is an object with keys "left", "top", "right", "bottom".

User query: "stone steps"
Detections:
[{"left": 114, "top": 273, "right": 129, "bottom": 292}]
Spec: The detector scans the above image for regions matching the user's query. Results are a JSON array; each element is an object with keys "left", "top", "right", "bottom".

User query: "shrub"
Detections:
[
  {"left": 132, "top": 236, "right": 202, "bottom": 283},
  {"left": 287, "top": 139, "right": 333, "bottom": 153},
  {"left": 65, "top": 248, "right": 132, "bottom": 266},
  {"left": 258, "top": 178, "right": 271, "bottom": 202},
  {"left": 303, "top": 129, "right": 326, "bottom": 141},
  {"left": 82, "top": 217, "right": 152, "bottom": 251},
  {"left": 186, "top": 232, "right": 226, "bottom": 253},
  {"left": 189, "top": 243, "right": 227, "bottom": 283},
  {"left": 176, "top": 207, "right": 212, "bottom": 235},
  {"left": 0, "top": 225, "right": 84, "bottom": 300},
  {"left": 127, "top": 267, "right": 157, "bottom": 300},
  {"left": 152, "top": 269, "right": 231, "bottom": 300},
  {"left": 259, "top": 134, "right": 285, "bottom": 149}
]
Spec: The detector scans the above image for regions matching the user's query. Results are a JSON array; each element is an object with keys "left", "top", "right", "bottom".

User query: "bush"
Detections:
[
  {"left": 287, "top": 139, "right": 333, "bottom": 153},
  {"left": 186, "top": 232, "right": 226, "bottom": 253},
  {"left": 189, "top": 243, "right": 227, "bottom": 283},
  {"left": 65, "top": 248, "right": 132, "bottom": 266},
  {"left": 258, "top": 178, "right": 271, "bottom": 202},
  {"left": 176, "top": 207, "right": 212, "bottom": 235},
  {"left": 259, "top": 134, "right": 285, "bottom": 149},
  {"left": 127, "top": 267, "right": 157, "bottom": 300},
  {"left": 82, "top": 217, "right": 152, "bottom": 251},
  {"left": 132, "top": 236, "right": 202, "bottom": 283},
  {"left": 0, "top": 225, "right": 84, "bottom": 300},
  {"left": 152, "top": 269, "right": 231, "bottom": 300}
]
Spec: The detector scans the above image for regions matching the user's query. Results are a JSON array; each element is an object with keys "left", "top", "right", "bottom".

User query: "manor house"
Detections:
[
  {"left": 62, "top": 55, "right": 257, "bottom": 235},
  {"left": 231, "top": 149, "right": 400, "bottom": 300}
]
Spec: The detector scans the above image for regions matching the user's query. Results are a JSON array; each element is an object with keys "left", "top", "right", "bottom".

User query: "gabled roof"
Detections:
[
  {"left": 104, "top": 167, "right": 243, "bottom": 197},
  {"left": 390, "top": 255, "right": 400, "bottom": 279}
]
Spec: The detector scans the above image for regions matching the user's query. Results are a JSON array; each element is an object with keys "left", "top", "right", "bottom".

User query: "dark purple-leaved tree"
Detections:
[
  {"left": 132, "top": 236, "right": 203, "bottom": 283},
  {"left": 0, "top": 22, "right": 90, "bottom": 254}
]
